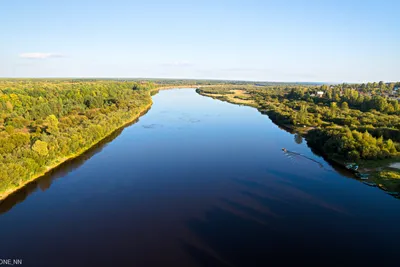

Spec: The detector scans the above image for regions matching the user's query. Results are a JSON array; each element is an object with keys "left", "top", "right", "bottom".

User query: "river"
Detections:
[{"left": 1, "top": 89, "right": 400, "bottom": 266}]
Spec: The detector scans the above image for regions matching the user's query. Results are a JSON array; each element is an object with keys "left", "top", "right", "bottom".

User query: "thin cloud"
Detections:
[
  {"left": 19, "top": 53, "right": 65, "bottom": 59},
  {"left": 220, "top": 67, "right": 317, "bottom": 79},
  {"left": 222, "top": 67, "right": 261, "bottom": 72},
  {"left": 161, "top": 61, "right": 193, "bottom": 67}
]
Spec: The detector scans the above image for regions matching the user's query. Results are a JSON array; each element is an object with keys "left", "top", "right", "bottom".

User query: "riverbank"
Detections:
[{"left": 0, "top": 97, "right": 153, "bottom": 201}]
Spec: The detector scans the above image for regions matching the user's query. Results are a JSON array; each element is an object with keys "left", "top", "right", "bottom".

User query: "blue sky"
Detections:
[{"left": 0, "top": 0, "right": 399, "bottom": 82}]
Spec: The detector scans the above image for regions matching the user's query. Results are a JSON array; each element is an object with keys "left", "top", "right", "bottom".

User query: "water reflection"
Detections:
[
  {"left": 0, "top": 119, "right": 140, "bottom": 215},
  {"left": 294, "top": 133, "right": 303, "bottom": 144}
]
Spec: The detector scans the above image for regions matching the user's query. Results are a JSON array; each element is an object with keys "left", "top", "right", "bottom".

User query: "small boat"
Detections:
[
  {"left": 345, "top": 163, "right": 359, "bottom": 171},
  {"left": 362, "top": 182, "right": 376, "bottom": 187},
  {"left": 378, "top": 184, "right": 388, "bottom": 191},
  {"left": 345, "top": 163, "right": 355, "bottom": 169},
  {"left": 355, "top": 172, "right": 369, "bottom": 180},
  {"left": 282, "top": 148, "right": 287, "bottom": 152}
]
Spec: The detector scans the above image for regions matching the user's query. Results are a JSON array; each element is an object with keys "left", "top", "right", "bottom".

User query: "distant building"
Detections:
[{"left": 316, "top": 91, "right": 324, "bottom": 97}]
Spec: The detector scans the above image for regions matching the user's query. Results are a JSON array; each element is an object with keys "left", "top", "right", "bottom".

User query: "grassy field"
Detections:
[{"left": 200, "top": 89, "right": 257, "bottom": 106}]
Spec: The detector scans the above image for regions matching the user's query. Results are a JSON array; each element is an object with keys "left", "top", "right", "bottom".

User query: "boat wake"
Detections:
[{"left": 282, "top": 149, "right": 333, "bottom": 172}]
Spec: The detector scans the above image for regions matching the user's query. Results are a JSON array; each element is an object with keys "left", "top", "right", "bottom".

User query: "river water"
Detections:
[{"left": 1, "top": 89, "right": 400, "bottom": 266}]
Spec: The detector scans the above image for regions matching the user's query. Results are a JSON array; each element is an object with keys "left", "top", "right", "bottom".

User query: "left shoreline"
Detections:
[{"left": 0, "top": 100, "right": 153, "bottom": 201}]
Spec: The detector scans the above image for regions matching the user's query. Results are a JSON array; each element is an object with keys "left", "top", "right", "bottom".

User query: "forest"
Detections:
[{"left": 0, "top": 79, "right": 155, "bottom": 198}]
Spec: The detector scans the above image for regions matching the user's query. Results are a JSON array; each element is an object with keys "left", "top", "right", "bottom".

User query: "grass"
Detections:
[
  {"left": 357, "top": 164, "right": 400, "bottom": 193},
  {"left": 358, "top": 157, "right": 400, "bottom": 169},
  {"left": 200, "top": 89, "right": 257, "bottom": 106},
  {"left": 378, "top": 171, "right": 400, "bottom": 179}
]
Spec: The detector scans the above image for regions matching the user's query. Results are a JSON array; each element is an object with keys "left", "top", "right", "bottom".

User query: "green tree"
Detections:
[
  {"left": 297, "top": 104, "right": 308, "bottom": 124},
  {"left": 372, "top": 96, "right": 387, "bottom": 112},
  {"left": 348, "top": 150, "right": 360, "bottom": 161},
  {"left": 45, "top": 114, "right": 59, "bottom": 135},
  {"left": 330, "top": 102, "right": 337, "bottom": 117},
  {"left": 5, "top": 125, "right": 14, "bottom": 135},
  {"left": 32, "top": 140, "right": 49, "bottom": 156}
]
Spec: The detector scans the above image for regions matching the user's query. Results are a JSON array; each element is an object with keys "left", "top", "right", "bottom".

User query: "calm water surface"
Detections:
[{"left": 1, "top": 89, "right": 400, "bottom": 267}]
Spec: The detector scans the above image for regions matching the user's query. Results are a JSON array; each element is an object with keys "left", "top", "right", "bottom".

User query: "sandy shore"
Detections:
[{"left": 389, "top": 163, "right": 400, "bottom": 169}]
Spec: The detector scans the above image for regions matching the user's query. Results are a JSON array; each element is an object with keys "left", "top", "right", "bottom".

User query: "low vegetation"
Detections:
[{"left": 378, "top": 171, "right": 400, "bottom": 180}]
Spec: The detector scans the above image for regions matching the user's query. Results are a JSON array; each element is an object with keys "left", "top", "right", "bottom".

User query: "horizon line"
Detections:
[{"left": 1, "top": 77, "right": 399, "bottom": 85}]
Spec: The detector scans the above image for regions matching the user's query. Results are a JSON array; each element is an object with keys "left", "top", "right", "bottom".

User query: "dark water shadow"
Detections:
[
  {"left": 221, "top": 198, "right": 279, "bottom": 222},
  {"left": 184, "top": 204, "right": 388, "bottom": 267},
  {"left": 184, "top": 206, "right": 306, "bottom": 267},
  {"left": 0, "top": 115, "right": 146, "bottom": 215},
  {"left": 305, "top": 145, "right": 355, "bottom": 176},
  {"left": 233, "top": 168, "right": 349, "bottom": 216},
  {"left": 180, "top": 241, "right": 232, "bottom": 267}
]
